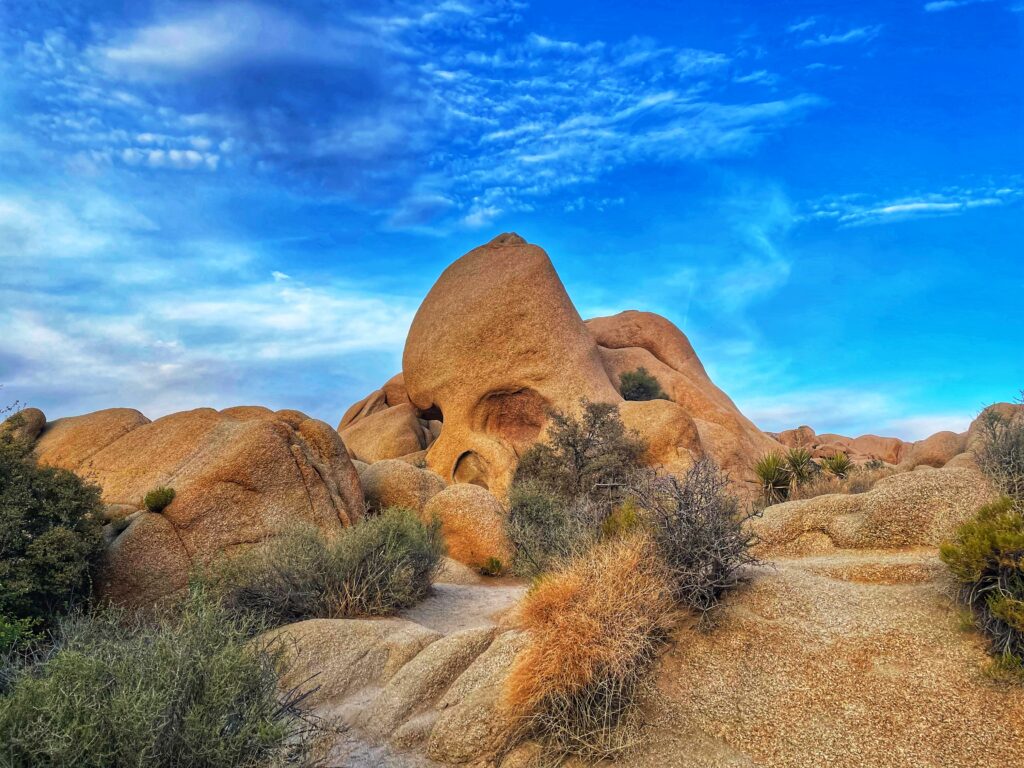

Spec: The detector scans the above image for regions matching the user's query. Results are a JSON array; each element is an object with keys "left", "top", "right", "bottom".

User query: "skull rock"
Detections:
[{"left": 402, "top": 233, "right": 619, "bottom": 495}]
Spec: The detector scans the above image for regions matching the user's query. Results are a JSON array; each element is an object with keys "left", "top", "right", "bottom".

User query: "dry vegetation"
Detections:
[{"left": 504, "top": 534, "right": 675, "bottom": 758}]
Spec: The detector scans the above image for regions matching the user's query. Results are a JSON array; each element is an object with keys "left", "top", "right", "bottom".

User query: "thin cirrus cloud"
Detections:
[
  {"left": 799, "top": 25, "right": 883, "bottom": 47},
  {"left": 805, "top": 185, "right": 1022, "bottom": 226}
]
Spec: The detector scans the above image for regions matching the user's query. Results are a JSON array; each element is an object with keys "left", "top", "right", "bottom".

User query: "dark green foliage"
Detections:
[
  {"left": 619, "top": 367, "right": 668, "bottom": 402},
  {"left": 0, "top": 431, "right": 104, "bottom": 628},
  {"left": 974, "top": 401, "right": 1024, "bottom": 501},
  {"left": 505, "top": 481, "right": 600, "bottom": 577},
  {"left": 754, "top": 451, "right": 790, "bottom": 504},
  {"left": 479, "top": 557, "right": 504, "bottom": 577},
  {"left": 635, "top": 459, "right": 760, "bottom": 613},
  {"left": 941, "top": 496, "right": 1024, "bottom": 674},
  {"left": 0, "top": 591, "right": 315, "bottom": 768},
  {"left": 143, "top": 486, "right": 175, "bottom": 513},
  {"left": 513, "top": 399, "right": 646, "bottom": 504},
  {"left": 821, "top": 452, "right": 853, "bottom": 479},
  {"left": 785, "top": 447, "right": 816, "bottom": 486},
  {"left": 207, "top": 507, "right": 444, "bottom": 628}
]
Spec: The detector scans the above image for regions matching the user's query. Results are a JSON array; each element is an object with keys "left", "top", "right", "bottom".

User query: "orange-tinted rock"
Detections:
[
  {"left": 403, "top": 233, "right": 618, "bottom": 496},
  {"left": 899, "top": 431, "right": 967, "bottom": 470},
  {"left": 0, "top": 407, "right": 46, "bottom": 443},
  {"left": 33, "top": 406, "right": 364, "bottom": 607},
  {"left": 422, "top": 484, "right": 511, "bottom": 572},
  {"left": 361, "top": 458, "right": 446, "bottom": 515},
  {"left": 777, "top": 426, "right": 816, "bottom": 448},
  {"left": 340, "top": 403, "right": 432, "bottom": 464}
]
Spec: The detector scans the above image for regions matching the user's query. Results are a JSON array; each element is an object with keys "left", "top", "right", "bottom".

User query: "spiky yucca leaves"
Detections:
[
  {"left": 754, "top": 451, "right": 791, "bottom": 504},
  {"left": 941, "top": 496, "right": 1024, "bottom": 676},
  {"left": 821, "top": 452, "right": 853, "bottom": 479},
  {"left": 784, "top": 447, "right": 815, "bottom": 486}
]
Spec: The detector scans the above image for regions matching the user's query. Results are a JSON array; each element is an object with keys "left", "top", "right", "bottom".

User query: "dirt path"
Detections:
[
  {"left": 625, "top": 549, "right": 1024, "bottom": 768},
  {"left": 400, "top": 582, "right": 526, "bottom": 635}
]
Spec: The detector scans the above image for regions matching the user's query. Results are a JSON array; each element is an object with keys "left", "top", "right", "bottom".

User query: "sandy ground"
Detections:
[{"left": 624, "top": 549, "right": 1024, "bottom": 768}]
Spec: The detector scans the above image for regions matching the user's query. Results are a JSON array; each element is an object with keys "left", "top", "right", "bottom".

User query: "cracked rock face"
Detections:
[{"left": 25, "top": 405, "right": 364, "bottom": 607}]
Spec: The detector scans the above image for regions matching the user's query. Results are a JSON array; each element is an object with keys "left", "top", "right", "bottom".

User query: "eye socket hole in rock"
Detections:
[
  {"left": 418, "top": 404, "right": 444, "bottom": 422},
  {"left": 478, "top": 388, "right": 548, "bottom": 448},
  {"left": 453, "top": 450, "right": 489, "bottom": 488}
]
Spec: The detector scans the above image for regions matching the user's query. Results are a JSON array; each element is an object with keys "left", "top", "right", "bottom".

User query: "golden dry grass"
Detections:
[{"left": 503, "top": 534, "right": 676, "bottom": 757}]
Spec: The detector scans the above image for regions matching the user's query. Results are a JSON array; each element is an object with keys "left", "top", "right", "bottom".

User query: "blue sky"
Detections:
[{"left": 1, "top": 0, "right": 1021, "bottom": 439}]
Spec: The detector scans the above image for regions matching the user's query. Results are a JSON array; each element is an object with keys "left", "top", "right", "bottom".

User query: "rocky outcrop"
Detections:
[
  {"left": 341, "top": 234, "right": 781, "bottom": 496},
  {"left": 26, "top": 405, "right": 364, "bottom": 607},
  {"left": 898, "top": 430, "right": 967, "bottom": 470},
  {"left": 360, "top": 459, "right": 446, "bottom": 515},
  {"left": 422, "top": 485, "right": 512, "bottom": 572},
  {"left": 752, "top": 466, "right": 995, "bottom": 556},
  {"left": 774, "top": 424, "right": 907, "bottom": 465},
  {"left": 0, "top": 407, "right": 46, "bottom": 443}
]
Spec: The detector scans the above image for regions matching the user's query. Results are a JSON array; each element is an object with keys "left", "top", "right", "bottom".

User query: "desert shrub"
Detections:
[
  {"left": 504, "top": 535, "right": 675, "bottom": 759},
  {"left": 754, "top": 451, "right": 790, "bottom": 505},
  {"left": 480, "top": 557, "right": 504, "bottom": 577},
  {"left": 619, "top": 368, "right": 668, "bottom": 402},
  {"left": 821, "top": 452, "right": 853, "bottom": 479},
  {"left": 0, "top": 432, "right": 104, "bottom": 629},
  {"left": 601, "top": 498, "right": 641, "bottom": 540},
  {"left": 940, "top": 496, "right": 1024, "bottom": 676},
  {"left": 974, "top": 401, "right": 1024, "bottom": 501},
  {"left": 0, "top": 590, "right": 315, "bottom": 767},
  {"left": 788, "top": 464, "right": 893, "bottom": 500},
  {"left": 505, "top": 481, "right": 601, "bottom": 578},
  {"left": 207, "top": 507, "right": 444, "bottom": 627},
  {"left": 635, "top": 459, "right": 759, "bottom": 613},
  {"left": 143, "top": 486, "right": 175, "bottom": 513},
  {"left": 785, "top": 447, "right": 816, "bottom": 486},
  {"left": 513, "top": 400, "right": 646, "bottom": 506},
  {"left": 864, "top": 458, "right": 887, "bottom": 471}
]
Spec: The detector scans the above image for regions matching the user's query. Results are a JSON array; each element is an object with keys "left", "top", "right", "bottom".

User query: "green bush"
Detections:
[
  {"left": 754, "top": 451, "right": 791, "bottom": 505},
  {"left": 504, "top": 480, "right": 600, "bottom": 578},
  {"left": 940, "top": 496, "right": 1024, "bottom": 676},
  {"left": 143, "top": 486, "right": 175, "bottom": 513},
  {"left": 619, "top": 367, "right": 668, "bottom": 402},
  {"left": 635, "top": 458, "right": 759, "bottom": 613},
  {"left": 821, "top": 452, "right": 853, "bottom": 479},
  {"left": 785, "top": 447, "right": 816, "bottom": 486},
  {"left": 0, "top": 432, "right": 104, "bottom": 628},
  {"left": 0, "top": 591, "right": 314, "bottom": 767},
  {"left": 207, "top": 508, "right": 444, "bottom": 628},
  {"left": 514, "top": 399, "right": 646, "bottom": 505}
]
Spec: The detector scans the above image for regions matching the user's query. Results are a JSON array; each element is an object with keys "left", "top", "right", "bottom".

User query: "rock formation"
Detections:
[
  {"left": 23, "top": 405, "right": 364, "bottom": 607},
  {"left": 340, "top": 233, "right": 781, "bottom": 496}
]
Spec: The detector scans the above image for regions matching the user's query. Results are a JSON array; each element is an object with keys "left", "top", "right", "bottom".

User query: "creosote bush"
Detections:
[
  {"left": 0, "top": 590, "right": 316, "bottom": 767},
  {"left": 635, "top": 458, "right": 759, "bottom": 613},
  {"left": 619, "top": 367, "right": 668, "bottom": 402},
  {"left": 941, "top": 395, "right": 1024, "bottom": 678},
  {"left": 507, "top": 400, "right": 647, "bottom": 576},
  {"left": 940, "top": 496, "right": 1024, "bottom": 677},
  {"left": 205, "top": 507, "right": 444, "bottom": 628},
  {"left": 504, "top": 534, "right": 675, "bottom": 759},
  {"left": 0, "top": 429, "right": 104, "bottom": 642},
  {"left": 143, "top": 486, "right": 175, "bottom": 513}
]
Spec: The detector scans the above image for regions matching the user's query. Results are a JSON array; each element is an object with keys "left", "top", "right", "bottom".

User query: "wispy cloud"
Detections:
[
  {"left": 799, "top": 25, "right": 883, "bottom": 47},
  {"left": 805, "top": 183, "right": 1023, "bottom": 226},
  {"left": 923, "top": 0, "right": 995, "bottom": 11}
]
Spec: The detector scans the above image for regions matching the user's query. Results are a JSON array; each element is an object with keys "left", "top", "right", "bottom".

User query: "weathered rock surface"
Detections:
[
  {"left": 899, "top": 430, "right": 967, "bottom": 470},
  {"left": 752, "top": 466, "right": 995, "bottom": 556},
  {"left": 361, "top": 458, "right": 446, "bottom": 515},
  {"left": 27, "top": 406, "right": 364, "bottom": 607},
  {"left": 422, "top": 484, "right": 512, "bottom": 572},
  {"left": 0, "top": 407, "right": 46, "bottom": 443},
  {"left": 339, "top": 402, "right": 433, "bottom": 464},
  {"left": 343, "top": 234, "right": 783, "bottom": 496}
]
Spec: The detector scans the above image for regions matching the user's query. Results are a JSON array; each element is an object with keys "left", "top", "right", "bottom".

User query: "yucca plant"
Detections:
[
  {"left": 754, "top": 451, "right": 791, "bottom": 504},
  {"left": 821, "top": 452, "right": 853, "bottom": 479},
  {"left": 784, "top": 447, "right": 815, "bottom": 486}
]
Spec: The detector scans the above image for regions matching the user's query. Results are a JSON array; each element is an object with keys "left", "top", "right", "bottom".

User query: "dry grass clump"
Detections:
[
  {"left": 504, "top": 534, "right": 675, "bottom": 759},
  {"left": 788, "top": 465, "right": 896, "bottom": 500}
]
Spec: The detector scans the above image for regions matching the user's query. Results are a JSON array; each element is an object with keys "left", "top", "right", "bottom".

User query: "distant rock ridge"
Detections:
[{"left": 340, "top": 233, "right": 781, "bottom": 496}]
